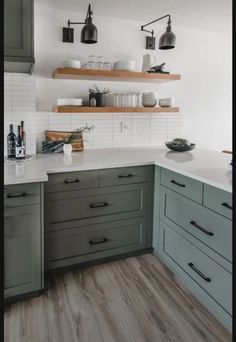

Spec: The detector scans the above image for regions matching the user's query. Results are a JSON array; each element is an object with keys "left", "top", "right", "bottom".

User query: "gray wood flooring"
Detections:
[{"left": 4, "top": 253, "right": 231, "bottom": 342}]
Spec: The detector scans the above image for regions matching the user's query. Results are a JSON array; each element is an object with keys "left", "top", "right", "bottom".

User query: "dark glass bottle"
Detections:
[
  {"left": 20, "top": 120, "right": 26, "bottom": 154},
  {"left": 15, "top": 125, "right": 25, "bottom": 159},
  {"left": 7, "top": 124, "right": 16, "bottom": 159}
]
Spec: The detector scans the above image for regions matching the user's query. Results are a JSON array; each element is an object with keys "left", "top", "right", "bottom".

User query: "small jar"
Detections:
[{"left": 63, "top": 143, "right": 72, "bottom": 155}]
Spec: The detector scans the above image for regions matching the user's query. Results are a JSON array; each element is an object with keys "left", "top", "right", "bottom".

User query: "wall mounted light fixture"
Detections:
[
  {"left": 63, "top": 4, "right": 98, "bottom": 44},
  {"left": 141, "top": 14, "right": 176, "bottom": 50}
]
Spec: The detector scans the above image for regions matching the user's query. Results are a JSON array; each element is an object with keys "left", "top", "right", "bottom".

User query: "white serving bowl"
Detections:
[
  {"left": 142, "top": 99, "right": 157, "bottom": 107},
  {"left": 57, "top": 98, "right": 83, "bottom": 106},
  {"left": 61, "top": 60, "right": 81, "bottom": 68},
  {"left": 113, "top": 60, "right": 136, "bottom": 71},
  {"left": 158, "top": 97, "right": 175, "bottom": 107}
]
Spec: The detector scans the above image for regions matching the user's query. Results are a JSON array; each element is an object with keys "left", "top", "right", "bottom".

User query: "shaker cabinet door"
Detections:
[
  {"left": 4, "top": 205, "right": 42, "bottom": 298},
  {"left": 4, "top": 0, "right": 34, "bottom": 60}
]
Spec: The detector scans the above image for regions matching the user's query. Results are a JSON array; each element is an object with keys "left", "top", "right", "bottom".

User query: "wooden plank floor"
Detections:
[{"left": 4, "top": 253, "right": 231, "bottom": 342}]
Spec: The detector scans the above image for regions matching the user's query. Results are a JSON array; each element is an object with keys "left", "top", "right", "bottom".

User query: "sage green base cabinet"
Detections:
[
  {"left": 4, "top": 183, "right": 44, "bottom": 299},
  {"left": 153, "top": 166, "right": 232, "bottom": 331},
  {"left": 45, "top": 166, "right": 154, "bottom": 271}
]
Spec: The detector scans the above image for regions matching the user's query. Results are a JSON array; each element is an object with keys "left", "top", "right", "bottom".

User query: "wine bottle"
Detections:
[
  {"left": 15, "top": 125, "right": 25, "bottom": 159},
  {"left": 7, "top": 124, "right": 16, "bottom": 159},
  {"left": 20, "top": 120, "right": 26, "bottom": 154}
]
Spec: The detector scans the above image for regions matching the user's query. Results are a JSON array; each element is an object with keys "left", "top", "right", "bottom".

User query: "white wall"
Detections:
[{"left": 4, "top": 2, "right": 232, "bottom": 154}]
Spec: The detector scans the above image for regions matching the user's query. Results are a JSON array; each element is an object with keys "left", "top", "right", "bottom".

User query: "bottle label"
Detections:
[{"left": 15, "top": 147, "right": 25, "bottom": 158}]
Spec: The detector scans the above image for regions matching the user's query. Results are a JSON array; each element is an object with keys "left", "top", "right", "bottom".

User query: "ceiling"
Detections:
[{"left": 37, "top": 0, "right": 232, "bottom": 33}]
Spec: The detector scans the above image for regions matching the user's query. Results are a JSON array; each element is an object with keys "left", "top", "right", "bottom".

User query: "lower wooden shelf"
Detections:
[{"left": 52, "top": 106, "right": 180, "bottom": 113}]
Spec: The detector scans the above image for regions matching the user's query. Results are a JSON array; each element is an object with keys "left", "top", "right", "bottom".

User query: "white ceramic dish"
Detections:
[
  {"left": 57, "top": 98, "right": 83, "bottom": 106},
  {"left": 61, "top": 60, "right": 81, "bottom": 68},
  {"left": 113, "top": 60, "right": 136, "bottom": 71},
  {"left": 158, "top": 97, "right": 175, "bottom": 107}
]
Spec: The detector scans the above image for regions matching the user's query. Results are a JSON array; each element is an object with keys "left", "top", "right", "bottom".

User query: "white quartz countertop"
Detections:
[{"left": 4, "top": 146, "right": 232, "bottom": 192}]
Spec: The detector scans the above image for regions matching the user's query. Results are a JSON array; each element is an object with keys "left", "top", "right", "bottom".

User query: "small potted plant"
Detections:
[{"left": 88, "top": 85, "right": 110, "bottom": 107}]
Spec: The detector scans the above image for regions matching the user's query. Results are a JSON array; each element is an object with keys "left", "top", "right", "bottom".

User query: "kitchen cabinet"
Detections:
[
  {"left": 44, "top": 166, "right": 154, "bottom": 270},
  {"left": 4, "top": 183, "right": 43, "bottom": 299},
  {"left": 153, "top": 166, "right": 232, "bottom": 331},
  {"left": 4, "top": 0, "right": 35, "bottom": 73}
]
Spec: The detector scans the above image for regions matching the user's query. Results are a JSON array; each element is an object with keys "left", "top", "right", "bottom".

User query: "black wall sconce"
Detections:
[
  {"left": 141, "top": 14, "right": 176, "bottom": 50},
  {"left": 63, "top": 4, "right": 98, "bottom": 44}
]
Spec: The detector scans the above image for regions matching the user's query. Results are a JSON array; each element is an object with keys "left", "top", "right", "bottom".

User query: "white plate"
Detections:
[
  {"left": 61, "top": 60, "right": 81, "bottom": 68},
  {"left": 57, "top": 98, "right": 83, "bottom": 106}
]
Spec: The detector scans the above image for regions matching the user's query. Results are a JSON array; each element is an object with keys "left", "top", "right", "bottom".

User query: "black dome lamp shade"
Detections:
[
  {"left": 140, "top": 14, "right": 176, "bottom": 50},
  {"left": 62, "top": 4, "right": 98, "bottom": 44}
]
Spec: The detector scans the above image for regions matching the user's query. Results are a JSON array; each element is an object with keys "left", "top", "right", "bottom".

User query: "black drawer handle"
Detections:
[
  {"left": 7, "top": 192, "right": 26, "bottom": 198},
  {"left": 64, "top": 179, "right": 80, "bottom": 184},
  {"left": 89, "top": 238, "right": 108, "bottom": 245},
  {"left": 90, "top": 202, "right": 108, "bottom": 208},
  {"left": 170, "top": 180, "right": 186, "bottom": 188},
  {"left": 118, "top": 174, "right": 133, "bottom": 178},
  {"left": 188, "top": 262, "right": 211, "bottom": 282},
  {"left": 190, "top": 221, "right": 214, "bottom": 236},
  {"left": 221, "top": 202, "right": 232, "bottom": 210}
]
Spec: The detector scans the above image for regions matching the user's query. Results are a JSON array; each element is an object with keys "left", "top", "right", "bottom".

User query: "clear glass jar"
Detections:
[
  {"left": 134, "top": 93, "right": 142, "bottom": 107},
  {"left": 96, "top": 56, "right": 104, "bottom": 70},
  {"left": 87, "top": 55, "right": 97, "bottom": 69},
  {"left": 113, "top": 94, "right": 119, "bottom": 107},
  {"left": 127, "top": 93, "right": 135, "bottom": 107},
  {"left": 102, "top": 62, "right": 112, "bottom": 70}
]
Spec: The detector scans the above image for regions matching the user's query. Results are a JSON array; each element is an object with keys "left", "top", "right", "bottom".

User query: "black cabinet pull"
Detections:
[
  {"left": 7, "top": 192, "right": 26, "bottom": 198},
  {"left": 170, "top": 180, "right": 186, "bottom": 188},
  {"left": 188, "top": 262, "right": 211, "bottom": 282},
  {"left": 64, "top": 179, "right": 80, "bottom": 184},
  {"left": 89, "top": 238, "right": 108, "bottom": 245},
  {"left": 221, "top": 202, "right": 232, "bottom": 210},
  {"left": 90, "top": 202, "right": 108, "bottom": 208},
  {"left": 118, "top": 174, "right": 133, "bottom": 178},
  {"left": 190, "top": 221, "right": 214, "bottom": 236}
]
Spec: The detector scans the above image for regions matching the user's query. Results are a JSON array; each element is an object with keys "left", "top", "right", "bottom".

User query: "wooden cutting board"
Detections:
[{"left": 45, "top": 130, "right": 84, "bottom": 151}]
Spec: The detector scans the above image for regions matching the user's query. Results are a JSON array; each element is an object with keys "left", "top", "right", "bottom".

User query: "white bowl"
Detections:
[
  {"left": 142, "top": 99, "right": 157, "bottom": 107},
  {"left": 113, "top": 60, "right": 136, "bottom": 71},
  {"left": 158, "top": 97, "right": 175, "bottom": 107},
  {"left": 57, "top": 98, "right": 83, "bottom": 106},
  {"left": 61, "top": 60, "right": 81, "bottom": 68}
]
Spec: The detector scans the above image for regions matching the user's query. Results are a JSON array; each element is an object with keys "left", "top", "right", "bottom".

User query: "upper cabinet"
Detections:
[{"left": 4, "top": 0, "right": 35, "bottom": 73}]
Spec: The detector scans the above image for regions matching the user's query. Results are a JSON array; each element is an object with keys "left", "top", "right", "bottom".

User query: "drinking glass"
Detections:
[
  {"left": 102, "top": 62, "right": 112, "bottom": 70},
  {"left": 96, "top": 56, "right": 104, "bottom": 70},
  {"left": 113, "top": 94, "right": 119, "bottom": 107},
  {"left": 87, "top": 55, "right": 97, "bottom": 69}
]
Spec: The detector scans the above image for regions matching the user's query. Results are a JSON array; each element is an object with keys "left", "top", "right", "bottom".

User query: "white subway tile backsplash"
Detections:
[{"left": 4, "top": 73, "right": 182, "bottom": 154}]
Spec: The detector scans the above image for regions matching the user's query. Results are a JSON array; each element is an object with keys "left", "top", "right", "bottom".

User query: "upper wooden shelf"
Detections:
[
  {"left": 52, "top": 106, "right": 180, "bottom": 113},
  {"left": 52, "top": 68, "right": 181, "bottom": 83}
]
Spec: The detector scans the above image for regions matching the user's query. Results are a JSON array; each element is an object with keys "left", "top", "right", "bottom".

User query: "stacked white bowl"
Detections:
[
  {"left": 113, "top": 60, "right": 136, "bottom": 71},
  {"left": 142, "top": 92, "right": 157, "bottom": 107}
]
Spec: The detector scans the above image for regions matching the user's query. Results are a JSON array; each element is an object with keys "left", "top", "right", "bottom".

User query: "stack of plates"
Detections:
[
  {"left": 113, "top": 60, "right": 136, "bottom": 71},
  {"left": 142, "top": 92, "right": 157, "bottom": 107},
  {"left": 57, "top": 98, "right": 83, "bottom": 106},
  {"left": 61, "top": 60, "right": 81, "bottom": 68}
]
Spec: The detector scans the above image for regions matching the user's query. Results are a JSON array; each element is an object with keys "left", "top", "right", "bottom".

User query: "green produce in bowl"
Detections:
[{"left": 172, "top": 138, "right": 191, "bottom": 146}]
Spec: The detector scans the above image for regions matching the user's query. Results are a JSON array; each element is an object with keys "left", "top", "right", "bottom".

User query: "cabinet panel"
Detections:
[
  {"left": 203, "top": 184, "right": 232, "bottom": 220},
  {"left": 4, "top": 0, "right": 34, "bottom": 59},
  {"left": 4, "top": 183, "right": 40, "bottom": 207},
  {"left": 45, "top": 217, "right": 147, "bottom": 270},
  {"left": 4, "top": 205, "right": 42, "bottom": 298},
  {"left": 160, "top": 187, "right": 232, "bottom": 262},
  {"left": 45, "top": 170, "right": 99, "bottom": 193},
  {"left": 45, "top": 184, "right": 147, "bottom": 225},
  {"left": 99, "top": 166, "right": 148, "bottom": 187},
  {"left": 160, "top": 168, "right": 203, "bottom": 203},
  {"left": 162, "top": 222, "right": 232, "bottom": 315}
]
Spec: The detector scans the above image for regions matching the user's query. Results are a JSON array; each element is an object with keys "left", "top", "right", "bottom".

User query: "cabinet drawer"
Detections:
[
  {"left": 160, "top": 168, "right": 203, "bottom": 203},
  {"left": 45, "top": 170, "right": 99, "bottom": 193},
  {"left": 4, "top": 183, "right": 40, "bottom": 207},
  {"left": 45, "top": 217, "right": 147, "bottom": 269},
  {"left": 160, "top": 187, "right": 232, "bottom": 261},
  {"left": 162, "top": 223, "right": 232, "bottom": 315},
  {"left": 99, "top": 166, "right": 149, "bottom": 187},
  {"left": 203, "top": 184, "right": 232, "bottom": 220},
  {"left": 45, "top": 184, "right": 147, "bottom": 225}
]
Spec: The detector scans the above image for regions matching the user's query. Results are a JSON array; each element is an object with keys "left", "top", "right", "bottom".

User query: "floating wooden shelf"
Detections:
[
  {"left": 52, "top": 106, "right": 180, "bottom": 113},
  {"left": 52, "top": 68, "right": 181, "bottom": 83}
]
